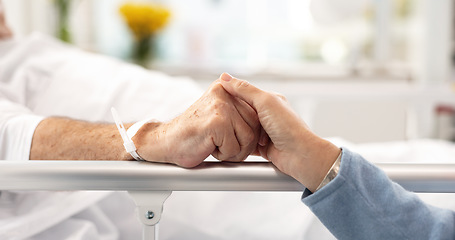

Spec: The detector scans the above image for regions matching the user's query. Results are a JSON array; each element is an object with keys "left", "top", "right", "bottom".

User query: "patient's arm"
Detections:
[
  {"left": 30, "top": 117, "right": 135, "bottom": 160},
  {"left": 31, "top": 80, "right": 260, "bottom": 168}
]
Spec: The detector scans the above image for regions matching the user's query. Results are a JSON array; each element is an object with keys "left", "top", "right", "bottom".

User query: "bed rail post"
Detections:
[{"left": 128, "top": 191, "right": 172, "bottom": 240}]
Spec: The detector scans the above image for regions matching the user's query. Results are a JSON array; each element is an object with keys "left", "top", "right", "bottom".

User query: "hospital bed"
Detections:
[{"left": 1, "top": 160, "right": 455, "bottom": 240}]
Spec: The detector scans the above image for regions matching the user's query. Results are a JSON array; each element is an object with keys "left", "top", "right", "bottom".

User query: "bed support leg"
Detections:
[{"left": 128, "top": 191, "right": 172, "bottom": 240}]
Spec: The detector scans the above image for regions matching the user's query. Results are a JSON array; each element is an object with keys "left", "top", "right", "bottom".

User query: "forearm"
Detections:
[
  {"left": 303, "top": 149, "right": 455, "bottom": 239},
  {"left": 29, "top": 116, "right": 208, "bottom": 166},
  {"left": 30, "top": 117, "right": 133, "bottom": 160}
]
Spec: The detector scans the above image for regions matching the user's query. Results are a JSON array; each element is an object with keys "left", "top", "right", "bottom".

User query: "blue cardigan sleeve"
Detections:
[{"left": 302, "top": 148, "right": 455, "bottom": 240}]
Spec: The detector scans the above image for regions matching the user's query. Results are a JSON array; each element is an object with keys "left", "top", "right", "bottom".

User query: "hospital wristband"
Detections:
[
  {"left": 111, "top": 107, "right": 147, "bottom": 161},
  {"left": 314, "top": 150, "right": 342, "bottom": 192}
]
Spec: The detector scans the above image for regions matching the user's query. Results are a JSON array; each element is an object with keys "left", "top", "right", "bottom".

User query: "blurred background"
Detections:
[{"left": 3, "top": 0, "right": 455, "bottom": 144}]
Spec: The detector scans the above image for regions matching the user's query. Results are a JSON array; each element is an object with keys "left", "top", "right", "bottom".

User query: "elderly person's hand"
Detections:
[
  {"left": 30, "top": 79, "right": 260, "bottom": 166},
  {"left": 0, "top": 1, "right": 12, "bottom": 39},
  {"left": 219, "top": 73, "right": 340, "bottom": 192},
  {"left": 133, "top": 80, "right": 261, "bottom": 168}
]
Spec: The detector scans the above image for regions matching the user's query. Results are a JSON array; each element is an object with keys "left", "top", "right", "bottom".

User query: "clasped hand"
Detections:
[
  {"left": 132, "top": 72, "right": 313, "bottom": 169},
  {"left": 132, "top": 73, "right": 341, "bottom": 191},
  {"left": 133, "top": 78, "right": 261, "bottom": 168}
]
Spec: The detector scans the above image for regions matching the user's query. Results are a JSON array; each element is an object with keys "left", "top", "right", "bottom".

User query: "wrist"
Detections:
[
  {"left": 315, "top": 151, "right": 341, "bottom": 192},
  {"left": 131, "top": 121, "right": 165, "bottom": 162},
  {"left": 291, "top": 134, "right": 341, "bottom": 192}
]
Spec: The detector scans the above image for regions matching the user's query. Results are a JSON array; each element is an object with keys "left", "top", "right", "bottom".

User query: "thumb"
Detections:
[{"left": 219, "top": 72, "right": 265, "bottom": 111}]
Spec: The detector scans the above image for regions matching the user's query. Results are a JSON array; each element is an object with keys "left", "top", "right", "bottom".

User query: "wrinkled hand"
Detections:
[
  {"left": 133, "top": 80, "right": 261, "bottom": 168},
  {"left": 219, "top": 73, "right": 340, "bottom": 191}
]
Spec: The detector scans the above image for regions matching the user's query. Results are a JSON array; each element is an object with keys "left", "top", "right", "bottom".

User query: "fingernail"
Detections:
[{"left": 220, "top": 72, "right": 232, "bottom": 82}]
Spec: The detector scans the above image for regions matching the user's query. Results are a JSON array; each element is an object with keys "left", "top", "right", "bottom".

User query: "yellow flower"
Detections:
[{"left": 119, "top": 2, "right": 171, "bottom": 40}]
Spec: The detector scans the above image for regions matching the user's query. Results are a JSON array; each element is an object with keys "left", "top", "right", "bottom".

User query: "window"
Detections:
[
  {"left": 4, "top": 0, "right": 452, "bottom": 82},
  {"left": 93, "top": 0, "right": 421, "bottom": 80}
]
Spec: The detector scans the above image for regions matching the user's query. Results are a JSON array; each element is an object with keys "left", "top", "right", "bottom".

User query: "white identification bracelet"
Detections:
[{"left": 111, "top": 107, "right": 146, "bottom": 161}]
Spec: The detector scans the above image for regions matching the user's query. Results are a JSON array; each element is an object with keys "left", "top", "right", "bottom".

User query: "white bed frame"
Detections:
[{"left": 1, "top": 160, "right": 454, "bottom": 240}]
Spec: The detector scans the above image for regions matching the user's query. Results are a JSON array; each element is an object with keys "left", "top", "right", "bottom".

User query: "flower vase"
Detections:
[
  {"left": 132, "top": 36, "right": 156, "bottom": 68},
  {"left": 56, "top": 0, "right": 71, "bottom": 43}
]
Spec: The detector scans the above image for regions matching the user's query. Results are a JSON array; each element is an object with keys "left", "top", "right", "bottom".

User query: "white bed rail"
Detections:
[
  {"left": 1, "top": 160, "right": 455, "bottom": 240},
  {"left": 1, "top": 161, "right": 455, "bottom": 192}
]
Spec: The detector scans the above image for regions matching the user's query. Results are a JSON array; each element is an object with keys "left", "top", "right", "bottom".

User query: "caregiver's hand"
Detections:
[
  {"left": 219, "top": 73, "right": 340, "bottom": 192},
  {"left": 133, "top": 80, "right": 261, "bottom": 168}
]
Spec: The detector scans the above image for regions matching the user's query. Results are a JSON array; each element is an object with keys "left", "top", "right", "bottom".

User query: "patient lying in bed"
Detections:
[{"left": 2, "top": 5, "right": 455, "bottom": 239}]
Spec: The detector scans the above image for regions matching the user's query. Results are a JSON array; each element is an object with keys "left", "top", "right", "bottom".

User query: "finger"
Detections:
[
  {"left": 251, "top": 146, "right": 261, "bottom": 156},
  {"left": 211, "top": 120, "right": 241, "bottom": 161},
  {"left": 256, "top": 144, "right": 270, "bottom": 160},
  {"left": 232, "top": 96, "right": 259, "bottom": 131},
  {"left": 219, "top": 72, "right": 266, "bottom": 112},
  {"left": 273, "top": 92, "right": 287, "bottom": 101},
  {"left": 225, "top": 106, "right": 256, "bottom": 162},
  {"left": 231, "top": 95, "right": 262, "bottom": 161},
  {"left": 258, "top": 127, "right": 269, "bottom": 146}
]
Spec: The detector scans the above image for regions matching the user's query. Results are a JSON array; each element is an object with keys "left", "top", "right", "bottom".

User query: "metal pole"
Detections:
[
  {"left": 143, "top": 225, "right": 156, "bottom": 240},
  {"left": 0, "top": 161, "right": 455, "bottom": 192},
  {"left": 128, "top": 191, "right": 172, "bottom": 240}
]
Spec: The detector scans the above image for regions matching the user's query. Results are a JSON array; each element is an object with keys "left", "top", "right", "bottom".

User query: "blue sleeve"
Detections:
[{"left": 302, "top": 148, "right": 455, "bottom": 240}]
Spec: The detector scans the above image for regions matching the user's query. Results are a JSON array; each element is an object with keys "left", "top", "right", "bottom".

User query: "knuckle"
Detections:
[
  {"left": 262, "top": 93, "right": 277, "bottom": 106},
  {"left": 275, "top": 93, "right": 287, "bottom": 101},
  {"left": 226, "top": 144, "right": 241, "bottom": 159},
  {"left": 206, "top": 112, "right": 230, "bottom": 131},
  {"left": 234, "top": 79, "right": 250, "bottom": 90},
  {"left": 212, "top": 101, "right": 232, "bottom": 115},
  {"left": 211, "top": 152, "right": 222, "bottom": 161},
  {"left": 208, "top": 82, "right": 224, "bottom": 94},
  {"left": 207, "top": 114, "right": 223, "bottom": 128}
]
